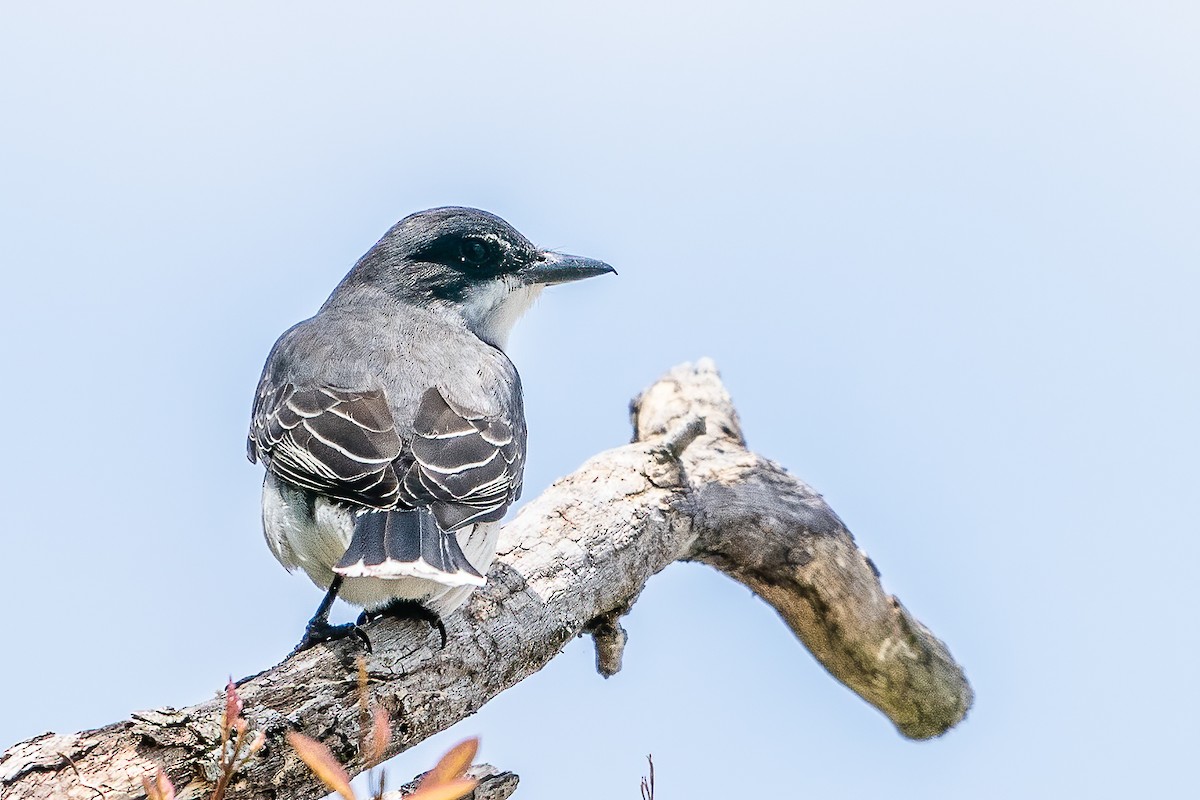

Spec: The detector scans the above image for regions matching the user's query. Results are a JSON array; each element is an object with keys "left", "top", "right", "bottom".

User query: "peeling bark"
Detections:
[
  {"left": 390, "top": 764, "right": 517, "bottom": 800},
  {"left": 1, "top": 359, "right": 972, "bottom": 800}
]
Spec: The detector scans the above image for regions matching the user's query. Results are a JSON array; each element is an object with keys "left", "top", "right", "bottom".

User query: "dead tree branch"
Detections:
[{"left": 1, "top": 359, "right": 972, "bottom": 800}]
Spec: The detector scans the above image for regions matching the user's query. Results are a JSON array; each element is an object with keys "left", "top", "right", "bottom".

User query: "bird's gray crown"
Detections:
[
  {"left": 319, "top": 206, "right": 614, "bottom": 349},
  {"left": 328, "top": 207, "right": 614, "bottom": 304},
  {"left": 331, "top": 207, "right": 542, "bottom": 305}
]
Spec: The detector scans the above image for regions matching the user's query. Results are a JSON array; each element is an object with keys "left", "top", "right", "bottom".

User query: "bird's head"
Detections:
[{"left": 334, "top": 207, "right": 615, "bottom": 350}]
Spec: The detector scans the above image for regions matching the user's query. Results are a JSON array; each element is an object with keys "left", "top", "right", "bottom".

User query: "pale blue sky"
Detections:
[{"left": 2, "top": 2, "right": 1197, "bottom": 797}]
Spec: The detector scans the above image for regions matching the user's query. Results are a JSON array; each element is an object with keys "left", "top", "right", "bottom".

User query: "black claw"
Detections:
[
  {"left": 434, "top": 618, "right": 448, "bottom": 649},
  {"left": 290, "top": 576, "right": 373, "bottom": 655},
  {"left": 291, "top": 618, "right": 372, "bottom": 656},
  {"left": 360, "top": 599, "right": 448, "bottom": 649},
  {"left": 352, "top": 625, "right": 373, "bottom": 651}
]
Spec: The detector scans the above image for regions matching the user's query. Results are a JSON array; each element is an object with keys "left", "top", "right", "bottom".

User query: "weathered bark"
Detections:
[
  {"left": 390, "top": 765, "right": 518, "bottom": 800},
  {"left": 1, "top": 359, "right": 972, "bottom": 800}
]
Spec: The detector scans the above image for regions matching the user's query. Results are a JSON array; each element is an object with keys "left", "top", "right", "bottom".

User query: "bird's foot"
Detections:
[
  {"left": 359, "top": 599, "right": 448, "bottom": 648},
  {"left": 291, "top": 617, "right": 372, "bottom": 656}
]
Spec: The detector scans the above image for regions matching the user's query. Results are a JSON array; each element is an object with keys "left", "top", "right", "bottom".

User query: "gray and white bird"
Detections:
[{"left": 247, "top": 207, "right": 614, "bottom": 651}]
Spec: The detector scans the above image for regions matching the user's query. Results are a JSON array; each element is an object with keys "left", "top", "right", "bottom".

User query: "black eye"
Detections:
[{"left": 460, "top": 238, "right": 491, "bottom": 266}]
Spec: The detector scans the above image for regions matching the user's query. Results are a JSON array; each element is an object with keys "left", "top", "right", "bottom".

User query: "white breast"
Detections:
[{"left": 459, "top": 279, "right": 544, "bottom": 350}]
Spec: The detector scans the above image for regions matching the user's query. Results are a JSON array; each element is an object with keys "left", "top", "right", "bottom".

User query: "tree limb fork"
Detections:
[{"left": 1, "top": 359, "right": 972, "bottom": 800}]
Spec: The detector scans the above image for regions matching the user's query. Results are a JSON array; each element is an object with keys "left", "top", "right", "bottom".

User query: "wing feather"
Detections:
[
  {"left": 406, "top": 388, "right": 525, "bottom": 530},
  {"left": 248, "top": 383, "right": 403, "bottom": 509},
  {"left": 250, "top": 382, "right": 524, "bottom": 525}
]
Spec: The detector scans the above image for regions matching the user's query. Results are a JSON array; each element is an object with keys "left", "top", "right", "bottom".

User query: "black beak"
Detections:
[{"left": 523, "top": 251, "right": 616, "bottom": 286}]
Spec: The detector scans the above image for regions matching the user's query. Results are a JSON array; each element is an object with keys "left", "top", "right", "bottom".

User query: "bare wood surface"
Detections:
[
  {"left": 389, "top": 764, "right": 518, "bottom": 800},
  {"left": 1, "top": 359, "right": 972, "bottom": 800}
]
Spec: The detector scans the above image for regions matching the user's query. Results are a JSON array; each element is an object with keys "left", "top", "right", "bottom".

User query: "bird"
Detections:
[{"left": 247, "top": 207, "right": 614, "bottom": 652}]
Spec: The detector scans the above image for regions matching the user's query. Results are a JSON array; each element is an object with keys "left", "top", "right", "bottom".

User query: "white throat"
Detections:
[{"left": 459, "top": 278, "right": 544, "bottom": 350}]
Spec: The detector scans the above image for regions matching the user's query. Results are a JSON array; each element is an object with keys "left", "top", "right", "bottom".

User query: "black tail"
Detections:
[{"left": 334, "top": 508, "right": 484, "bottom": 585}]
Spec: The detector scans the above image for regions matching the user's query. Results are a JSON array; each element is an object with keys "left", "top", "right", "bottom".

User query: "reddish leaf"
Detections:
[
  {"left": 286, "top": 731, "right": 355, "bottom": 800},
  {"left": 142, "top": 767, "right": 177, "bottom": 800},
  {"left": 223, "top": 679, "right": 244, "bottom": 735},
  {"left": 418, "top": 738, "right": 479, "bottom": 790},
  {"left": 366, "top": 706, "right": 391, "bottom": 766}
]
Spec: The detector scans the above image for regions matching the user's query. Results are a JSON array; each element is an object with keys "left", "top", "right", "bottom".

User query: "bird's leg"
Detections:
[
  {"left": 358, "top": 599, "right": 448, "bottom": 648},
  {"left": 291, "top": 575, "right": 372, "bottom": 655}
]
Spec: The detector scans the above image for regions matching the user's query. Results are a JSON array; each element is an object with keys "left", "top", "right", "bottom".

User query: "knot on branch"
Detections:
[
  {"left": 584, "top": 604, "right": 633, "bottom": 678},
  {"left": 631, "top": 359, "right": 744, "bottom": 446},
  {"left": 653, "top": 415, "right": 707, "bottom": 461}
]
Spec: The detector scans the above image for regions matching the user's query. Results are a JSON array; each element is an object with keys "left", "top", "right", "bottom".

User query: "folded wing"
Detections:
[
  {"left": 250, "top": 382, "right": 524, "bottom": 586},
  {"left": 248, "top": 383, "right": 404, "bottom": 509},
  {"left": 403, "top": 387, "right": 526, "bottom": 531}
]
